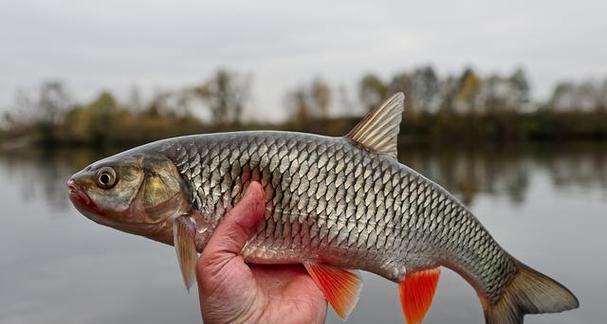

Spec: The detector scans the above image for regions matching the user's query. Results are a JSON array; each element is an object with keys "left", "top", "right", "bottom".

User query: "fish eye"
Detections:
[{"left": 96, "top": 167, "right": 117, "bottom": 189}]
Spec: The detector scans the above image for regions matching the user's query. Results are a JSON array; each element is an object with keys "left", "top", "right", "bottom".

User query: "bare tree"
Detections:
[
  {"left": 285, "top": 88, "right": 312, "bottom": 126},
  {"left": 310, "top": 78, "right": 331, "bottom": 118},
  {"left": 439, "top": 76, "right": 459, "bottom": 113},
  {"left": 359, "top": 74, "right": 388, "bottom": 111},
  {"left": 6, "top": 81, "right": 72, "bottom": 140},
  {"left": 412, "top": 66, "right": 440, "bottom": 113},
  {"left": 193, "top": 69, "right": 251, "bottom": 126},
  {"left": 598, "top": 79, "right": 607, "bottom": 113},
  {"left": 285, "top": 77, "right": 333, "bottom": 123},
  {"left": 128, "top": 85, "right": 143, "bottom": 113},
  {"left": 30, "top": 81, "right": 72, "bottom": 126},
  {"left": 509, "top": 68, "right": 530, "bottom": 105}
]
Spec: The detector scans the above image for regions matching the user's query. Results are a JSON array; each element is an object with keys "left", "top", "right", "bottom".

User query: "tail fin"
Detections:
[{"left": 483, "top": 261, "right": 579, "bottom": 324}]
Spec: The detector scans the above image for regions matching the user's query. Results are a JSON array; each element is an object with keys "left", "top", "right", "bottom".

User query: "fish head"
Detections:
[{"left": 67, "top": 150, "right": 189, "bottom": 239}]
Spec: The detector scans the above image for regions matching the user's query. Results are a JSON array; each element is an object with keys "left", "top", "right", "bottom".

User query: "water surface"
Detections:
[{"left": 0, "top": 143, "right": 604, "bottom": 324}]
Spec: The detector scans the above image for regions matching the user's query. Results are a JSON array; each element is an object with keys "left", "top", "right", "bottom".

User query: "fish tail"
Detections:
[{"left": 482, "top": 260, "right": 578, "bottom": 324}]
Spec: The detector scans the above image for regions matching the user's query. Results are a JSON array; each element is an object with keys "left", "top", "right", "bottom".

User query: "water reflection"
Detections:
[
  {"left": 399, "top": 142, "right": 607, "bottom": 205},
  {"left": 0, "top": 142, "right": 605, "bottom": 324},
  {"left": 1, "top": 148, "right": 120, "bottom": 211}
]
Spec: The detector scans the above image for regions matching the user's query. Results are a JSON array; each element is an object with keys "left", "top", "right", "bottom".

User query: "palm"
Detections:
[
  {"left": 250, "top": 264, "right": 327, "bottom": 323},
  {"left": 198, "top": 256, "right": 327, "bottom": 324}
]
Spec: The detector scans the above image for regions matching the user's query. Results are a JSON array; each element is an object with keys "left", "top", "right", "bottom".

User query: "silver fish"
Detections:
[{"left": 68, "top": 93, "right": 578, "bottom": 323}]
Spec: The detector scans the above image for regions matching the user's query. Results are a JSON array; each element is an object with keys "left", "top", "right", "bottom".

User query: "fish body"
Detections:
[
  {"left": 157, "top": 130, "right": 509, "bottom": 290},
  {"left": 68, "top": 93, "right": 578, "bottom": 323}
]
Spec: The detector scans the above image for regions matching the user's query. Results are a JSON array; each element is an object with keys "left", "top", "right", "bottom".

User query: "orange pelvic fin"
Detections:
[
  {"left": 303, "top": 262, "right": 362, "bottom": 320},
  {"left": 399, "top": 267, "right": 441, "bottom": 324}
]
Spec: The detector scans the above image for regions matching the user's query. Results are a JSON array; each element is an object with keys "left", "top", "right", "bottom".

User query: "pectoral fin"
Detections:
[
  {"left": 303, "top": 262, "right": 362, "bottom": 320},
  {"left": 399, "top": 267, "right": 441, "bottom": 324},
  {"left": 173, "top": 215, "right": 198, "bottom": 292}
]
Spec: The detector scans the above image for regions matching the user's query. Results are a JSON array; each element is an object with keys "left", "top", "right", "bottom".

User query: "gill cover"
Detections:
[{"left": 121, "top": 154, "right": 190, "bottom": 224}]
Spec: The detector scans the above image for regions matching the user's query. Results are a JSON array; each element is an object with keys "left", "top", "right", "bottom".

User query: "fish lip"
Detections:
[{"left": 67, "top": 178, "right": 95, "bottom": 210}]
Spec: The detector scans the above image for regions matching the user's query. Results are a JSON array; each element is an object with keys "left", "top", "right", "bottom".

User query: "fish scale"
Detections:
[{"left": 160, "top": 131, "right": 515, "bottom": 302}]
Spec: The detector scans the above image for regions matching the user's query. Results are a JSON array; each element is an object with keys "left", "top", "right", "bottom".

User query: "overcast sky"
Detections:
[{"left": 1, "top": 0, "right": 606, "bottom": 121}]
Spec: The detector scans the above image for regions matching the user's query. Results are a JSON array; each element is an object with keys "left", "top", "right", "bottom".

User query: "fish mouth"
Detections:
[
  {"left": 67, "top": 179, "right": 99, "bottom": 213},
  {"left": 67, "top": 179, "right": 124, "bottom": 229}
]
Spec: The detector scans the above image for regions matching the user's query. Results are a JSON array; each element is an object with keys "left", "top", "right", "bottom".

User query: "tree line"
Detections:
[{"left": 2, "top": 66, "right": 606, "bottom": 148}]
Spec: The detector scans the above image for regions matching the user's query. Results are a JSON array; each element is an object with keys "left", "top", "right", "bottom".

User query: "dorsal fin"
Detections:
[{"left": 345, "top": 92, "right": 404, "bottom": 159}]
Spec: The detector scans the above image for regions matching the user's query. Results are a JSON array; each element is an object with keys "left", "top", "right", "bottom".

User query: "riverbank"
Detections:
[{"left": 2, "top": 110, "right": 606, "bottom": 152}]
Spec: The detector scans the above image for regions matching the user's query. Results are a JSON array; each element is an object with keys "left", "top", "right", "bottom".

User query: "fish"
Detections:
[{"left": 67, "top": 93, "right": 578, "bottom": 323}]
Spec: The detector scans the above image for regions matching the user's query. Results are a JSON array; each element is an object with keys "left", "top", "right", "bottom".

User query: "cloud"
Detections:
[{"left": 1, "top": 0, "right": 606, "bottom": 120}]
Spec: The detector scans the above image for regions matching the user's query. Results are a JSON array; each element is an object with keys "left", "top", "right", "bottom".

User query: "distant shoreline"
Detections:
[{"left": 2, "top": 110, "right": 606, "bottom": 151}]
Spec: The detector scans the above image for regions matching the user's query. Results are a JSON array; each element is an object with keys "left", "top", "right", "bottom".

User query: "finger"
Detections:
[{"left": 198, "top": 181, "right": 266, "bottom": 276}]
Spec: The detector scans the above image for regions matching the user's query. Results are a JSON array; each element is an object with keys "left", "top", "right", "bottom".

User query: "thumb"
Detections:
[{"left": 197, "top": 181, "right": 266, "bottom": 284}]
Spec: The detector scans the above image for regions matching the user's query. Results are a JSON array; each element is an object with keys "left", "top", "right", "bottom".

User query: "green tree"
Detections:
[
  {"left": 88, "top": 91, "right": 119, "bottom": 144},
  {"left": 61, "top": 91, "right": 121, "bottom": 145}
]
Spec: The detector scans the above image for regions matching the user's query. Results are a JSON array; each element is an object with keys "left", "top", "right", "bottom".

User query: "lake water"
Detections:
[{"left": 0, "top": 143, "right": 605, "bottom": 324}]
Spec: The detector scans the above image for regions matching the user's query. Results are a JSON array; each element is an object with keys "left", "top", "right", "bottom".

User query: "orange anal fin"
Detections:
[
  {"left": 399, "top": 267, "right": 441, "bottom": 324},
  {"left": 303, "top": 262, "right": 362, "bottom": 320}
]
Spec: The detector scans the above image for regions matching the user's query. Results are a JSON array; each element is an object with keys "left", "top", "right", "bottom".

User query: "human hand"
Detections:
[{"left": 196, "top": 181, "right": 328, "bottom": 324}]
